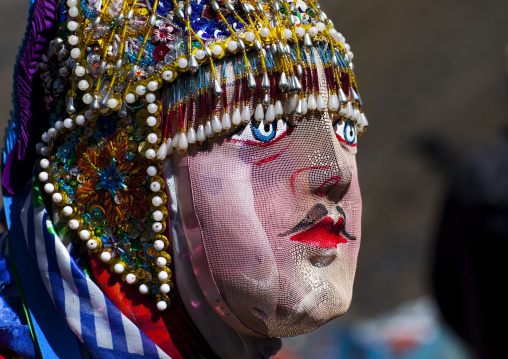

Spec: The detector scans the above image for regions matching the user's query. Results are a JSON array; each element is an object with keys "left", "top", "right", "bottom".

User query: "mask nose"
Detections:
[
  {"left": 308, "top": 162, "right": 352, "bottom": 203},
  {"left": 290, "top": 122, "right": 352, "bottom": 204}
]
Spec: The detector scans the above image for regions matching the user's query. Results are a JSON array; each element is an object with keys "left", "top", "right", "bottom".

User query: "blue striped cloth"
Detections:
[{"left": 3, "top": 186, "right": 173, "bottom": 359}]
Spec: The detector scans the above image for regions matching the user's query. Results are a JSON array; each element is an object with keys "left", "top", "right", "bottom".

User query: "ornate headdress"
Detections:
[{"left": 34, "top": 0, "right": 368, "bottom": 311}]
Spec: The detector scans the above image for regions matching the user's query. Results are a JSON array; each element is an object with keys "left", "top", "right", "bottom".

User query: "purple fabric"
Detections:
[{"left": 2, "top": 0, "right": 59, "bottom": 195}]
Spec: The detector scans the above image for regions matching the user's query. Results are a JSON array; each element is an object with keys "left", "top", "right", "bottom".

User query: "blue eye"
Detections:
[
  {"left": 333, "top": 120, "right": 357, "bottom": 146},
  {"left": 251, "top": 120, "right": 277, "bottom": 142},
  {"left": 229, "top": 119, "right": 288, "bottom": 145},
  {"left": 344, "top": 121, "right": 357, "bottom": 145}
]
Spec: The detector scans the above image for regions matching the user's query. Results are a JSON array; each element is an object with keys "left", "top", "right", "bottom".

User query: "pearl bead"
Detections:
[
  {"left": 40, "top": 146, "right": 50, "bottom": 156},
  {"left": 70, "top": 48, "right": 81, "bottom": 59},
  {"left": 76, "top": 115, "right": 85, "bottom": 126},
  {"left": 147, "top": 133, "right": 158, "bottom": 144},
  {"left": 344, "top": 43, "right": 351, "bottom": 51},
  {"left": 227, "top": 40, "right": 238, "bottom": 52},
  {"left": 156, "top": 301, "right": 167, "bottom": 311},
  {"left": 52, "top": 193, "right": 63, "bottom": 203},
  {"left": 82, "top": 93, "right": 92, "bottom": 104},
  {"left": 48, "top": 128, "right": 58, "bottom": 138},
  {"left": 107, "top": 98, "right": 118, "bottom": 109},
  {"left": 212, "top": 44, "right": 223, "bottom": 56},
  {"left": 196, "top": 124, "right": 206, "bottom": 141},
  {"left": 147, "top": 81, "right": 158, "bottom": 91},
  {"left": 152, "top": 222, "right": 163, "bottom": 232},
  {"left": 68, "top": 219, "right": 80, "bottom": 230},
  {"left": 146, "top": 93, "right": 156, "bottom": 103},
  {"left": 68, "top": 35, "right": 79, "bottom": 46},
  {"left": 177, "top": 57, "right": 188, "bottom": 68},
  {"left": 177, "top": 132, "right": 188, "bottom": 149},
  {"left": 142, "top": 118, "right": 156, "bottom": 130},
  {"left": 39, "top": 171, "right": 49, "bottom": 182},
  {"left": 210, "top": 116, "right": 222, "bottom": 133},
  {"left": 86, "top": 239, "right": 98, "bottom": 250},
  {"left": 62, "top": 206, "right": 73, "bottom": 216},
  {"left": 254, "top": 104, "right": 264, "bottom": 121},
  {"left": 154, "top": 239, "right": 165, "bottom": 250},
  {"left": 44, "top": 182, "right": 55, "bottom": 194},
  {"left": 145, "top": 149, "right": 156, "bottom": 159},
  {"left": 195, "top": 49, "right": 205, "bottom": 60},
  {"left": 152, "top": 211, "right": 163, "bottom": 222},
  {"left": 147, "top": 166, "right": 157, "bottom": 176},
  {"left": 139, "top": 284, "right": 149, "bottom": 294},
  {"left": 308, "top": 27, "right": 318, "bottom": 37},
  {"left": 79, "top": 230, "right": 91, "bottom": 240},
  {"left": 100, "top": 251, "right": 111, "bottom": 262},
  {"left": 126, "top": 273, "right": 137, "bottom": 284},
  {"left": 40, "top": 158, "right": 50, "bottom": 168},
  {"left": 264, "top": 104, "right": 274, "bottom": 123},
  {"left": 67, "top": 21, "right": 78, "bottom": 31},
  {"left": 41, "top": 132, "right": 50, "bottom": 142},
  {"left": 244, "top": 31, "right": 255, "bottom": 42},
  {"left": 158, "top": 270, "right": 168, "bottom": 281},
  {"left": 329, "top": 28, "right": 338, "bottom": 37},
  {"left": 316, "top": 22, "right": 326, "bottom": 32},
  {"left": 64, "top": 118, "right": 73, "bottom": 128},
  {"left": 35, "top": 142, "right": 44, "bottom": 155},
  {"left": 295, "top": 27, "right": 306, "bottom": 38},
  {"left": 135, "top": 85, "right": 146, "bottom": 96},
  {"left": 284, "top": 28, "right": 293, "bottom": 40},
  {"left": 85, "top": 110, "right": 94, "bottom": 120},
  {"left": 75, "top": 65, "right": 85, "bottom": 77},
  {"left": 160, "top": 283, "right": 171, "bottom": 294},
  {"left": 162, "top": 70, "right": 173, "bottom": 81},
  {"left": 156, "top": 257, "right": 167, "bottom": 267},
  {"left": 66, "top": 0, "right": 77, "bottom": 6},
  {"left": 348, "top": 51, "right": 354, "bottom": 60},
  {"left": 150, "top": 181, "right": 161, "bottom": 192},
  {"left": 78, "top": 79, "right": 89, "bottom": 91},
  {"left": 316, "top": 95, "right": 326, "bottom": 112},
  {"left": 219, "top": 113, "right": 230, "bottom": 131},
  {"left": 55, "top": 121, "right": 64, "bottom": 131},
  {"left": 68, "top": 6, "right": 79, "bottom": 17},
  {"left": 147, "top": 103, "right": 158, "bottom": 114},
  {"left": 125, "top": 93, "right": 136, "bottom": 104},
  {"left": 328, "top": 94, "right": 339, "bottom": 111},
  {"left": 260, "top": 27, "right": 270, "bottom": 38},
  {"left": 114, "top": 263, "right": 125, "bottom": 274},
  {"left": 152, "top": 196, "right": 163, "bottom": 207}
]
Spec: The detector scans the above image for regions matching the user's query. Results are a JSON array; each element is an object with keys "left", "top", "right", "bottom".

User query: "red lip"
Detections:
[{"left": 290, "top": 216, "right": 348, "bottom": 249}]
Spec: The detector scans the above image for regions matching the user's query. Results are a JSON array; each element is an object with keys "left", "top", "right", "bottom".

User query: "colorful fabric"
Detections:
[{"left": 13, "top": 185, "right": 172, "bottom": 359}]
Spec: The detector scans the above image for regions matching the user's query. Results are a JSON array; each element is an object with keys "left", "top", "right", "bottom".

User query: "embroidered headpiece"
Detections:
[{"left": 35, "top": 0, "right": 368, "bottom": 311}]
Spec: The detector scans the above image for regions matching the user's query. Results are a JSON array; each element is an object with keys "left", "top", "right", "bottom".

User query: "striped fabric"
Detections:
[{"left": 19, "top": 189, "right": 172, "bottom": 359}]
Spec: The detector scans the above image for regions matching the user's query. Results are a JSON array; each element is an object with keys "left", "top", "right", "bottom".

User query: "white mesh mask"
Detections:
[{"left": 165, "top": 58, "right": 362, "bottom": 338}]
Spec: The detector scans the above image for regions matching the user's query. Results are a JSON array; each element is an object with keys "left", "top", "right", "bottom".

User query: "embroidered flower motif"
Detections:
[
  {"left": 153, "top": 44, "right": 170, "bottom": 61},
  {"left": 56, "top": 142, "right": 75, "bottom": 162},
  {"left": 75, "top": 130, "right": 149, "bottom": 226},
  {"left": 152, "top": 24, "right": 176, "bottom": 44}
]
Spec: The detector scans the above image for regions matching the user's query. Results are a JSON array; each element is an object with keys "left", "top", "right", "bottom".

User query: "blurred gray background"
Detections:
[{"left": 1, "top": 0, "right": 508, "bottom": 354}]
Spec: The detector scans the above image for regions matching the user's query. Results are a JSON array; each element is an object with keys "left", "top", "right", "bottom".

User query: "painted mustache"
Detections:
[{"left": 280, "top": 204, "right": 354, "bottom": 249}]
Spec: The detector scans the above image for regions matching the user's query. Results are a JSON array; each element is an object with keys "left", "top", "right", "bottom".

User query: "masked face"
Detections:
[{"left": 170, "top": 61, "right": 362, "bottom": 338}]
